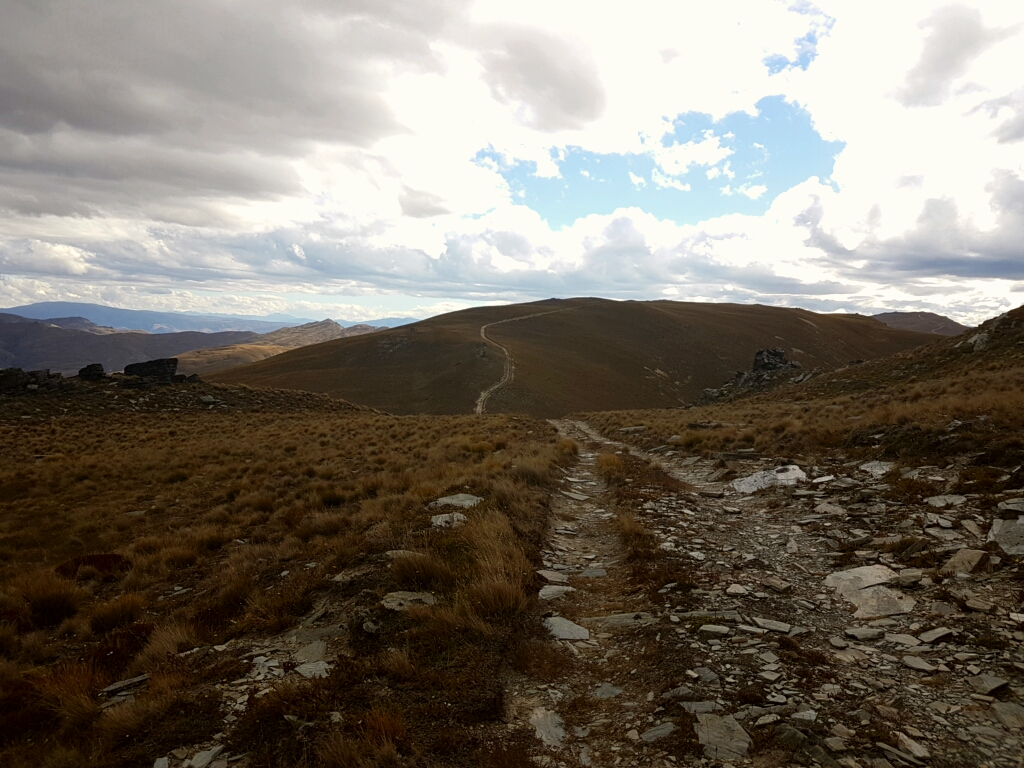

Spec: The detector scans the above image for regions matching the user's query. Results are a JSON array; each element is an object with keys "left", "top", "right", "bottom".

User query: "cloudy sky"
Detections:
[{"left": 1, "top": 1, "right": 1022, "bottom": 323}]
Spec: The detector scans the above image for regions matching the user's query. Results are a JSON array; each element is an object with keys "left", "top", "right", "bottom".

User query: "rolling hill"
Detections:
[
  {"left": 211, "top": 298, "right": 940, "bottom": 417},
  {"left": 175, "top": 320, "right": 381, "bottom": 376},
  {"left": 872, "top": 311, "right": 969, "bottom": 336}
]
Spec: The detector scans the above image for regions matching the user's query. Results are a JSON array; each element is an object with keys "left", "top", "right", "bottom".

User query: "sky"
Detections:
[{"left": 0, "top": 1, "right": 1022, "bottom": 324}]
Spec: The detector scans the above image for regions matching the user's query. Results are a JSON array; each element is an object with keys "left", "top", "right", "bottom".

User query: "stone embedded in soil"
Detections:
[
  {"left": 661, "top": 685, "right": 694, "bottom": 700},
  {"left": 429, "top": 493, "right": 482, "bottom": 509},
  {"left": 578, "top": 567, "right": 607, "bottom": 578},
  {"left": 825, "top": 564, "right": 898, "bottom": 594},
  {"left": 939, "top": 548, "right": 986, "bottom": 575},
  {"left": 695, "top": 713, "right": 752, "bottom": 760},
  {"left": 680, "top": 701, "right": 719, "bottom": 713},
  {"left": 381, "top": 591, "right": 436, "bottom": 611},
  {"left": 593, "top": 683, "right": 623, "bottom": 699},
  {"left": 296, "top": 661, "right": 330, "bottom": 679},
  {"left": 544, "top": 616, "right": 589, "bottom": 640},
  {"left": 294, "top": 641, "right": 326, "bottom": 663},
  {"left": 731, "top": 465, "right": 807, "bottom": 494},
  {"left": 539, "top": 585, "right": 575, "bottom": 600},
  {"left": 885, "top": 633, "right": 921, "bottom": 646},
  {"left": 579, "top": 611, "right": 657, "bottom": 628},
  {"left": 537, "top": 569, "right": 569, "bottom": 584},
  {"left": 860, "top": 461, "right": 895, "bottom": 477},
  {"left": 925, "top": 495, "right": 966, "bottom": 508},
  {"left": 529, "top": 707, "right": 566, "bottom": 749},
  {"left": 561, "top": 490, "right": 590, "bottom": 501},
  {"left": 761, "top": 576, "right": 792, "bottom": 593},
  {"left": 968, "top": 674, "right": 1009, "bottom": 696},
  {"left": 430, "top": 512, "right": 467, "bottom": 528},
  {"left": 186, "top": 747, "right": 223, "bottom": 768},
  {"left": 641, "top": 722, "right": 678, "bottom": 742},
  {"left": 698, "top": 624, "right": 730, "bottom": 636},
  {"left": 849, "top": 585, "right": 916, "bottom": 619},
  {"left": 726, "top": 583, "right": 748, "bottom": 595},
  {"left": 153, "top": 759, "right": 169, "bottom": 768}
]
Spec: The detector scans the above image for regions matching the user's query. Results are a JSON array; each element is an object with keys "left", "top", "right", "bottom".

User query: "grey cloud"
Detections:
[
  {"left": 897, "top": 5, "right": 1019, "bottom": 107},
  {"left": 479, "top": 26, "right": 606, "bottom": 131},
  {"left": 399, "top": 186, "right": 450, "bottom": 218},
  {"left": 797, "top": 170, "right": 1024, "bottom": 281},
  {"left": 0, "top": 0, "right": 470, "bottom": 223},
  {"left": 896, "top": 175, "right": 924, "bottom": 188}
]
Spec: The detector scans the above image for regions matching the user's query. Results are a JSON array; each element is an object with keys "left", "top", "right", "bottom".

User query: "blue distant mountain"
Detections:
[{"left": 0, "top": 302, "right": 420, "bottom": 333}]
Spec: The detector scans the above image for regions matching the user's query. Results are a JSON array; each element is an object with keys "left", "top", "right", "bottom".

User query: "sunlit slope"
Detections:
[{"left": 211, "top": 298, "right": 937, "bottom": 416}]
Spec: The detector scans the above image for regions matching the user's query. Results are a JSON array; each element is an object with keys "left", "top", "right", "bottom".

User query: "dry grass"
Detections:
[
  {"left": 0, "top": 392, "right": 571, "bottom": 767},
  {"left": 581, "top": 308, "right": 1024, "bottom": 467}
]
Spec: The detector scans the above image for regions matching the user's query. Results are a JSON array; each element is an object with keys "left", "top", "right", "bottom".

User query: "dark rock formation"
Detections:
[
  {"left": 753, "top": 348, "right": 801, "bottom": 372},
  {"left": 78, "top": 363, "right": 106, "bottom": 380},
  {"left": 124, "top": 358, "right": 178, "bottom": 381}
]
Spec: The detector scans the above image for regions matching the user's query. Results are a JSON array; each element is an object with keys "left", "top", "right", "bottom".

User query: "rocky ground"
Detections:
[
  {"left": 43, "top": 415, "right": 1022, "bottom": 768},
  {"left": 506, "top": 419, "right": 1024, "bottom": 768}
]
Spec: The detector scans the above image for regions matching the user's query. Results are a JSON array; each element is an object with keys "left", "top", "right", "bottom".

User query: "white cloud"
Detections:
[{"left": 628, "top": 171, "right": 646, "bottom": 188}]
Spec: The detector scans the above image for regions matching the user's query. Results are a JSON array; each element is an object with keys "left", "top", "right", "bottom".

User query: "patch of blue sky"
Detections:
[
  {"left": 476, "top": 96, "right": 845, "bottom": 229},
  {"left": 765, "top": 2, "right": 836, "bottom": 74}
]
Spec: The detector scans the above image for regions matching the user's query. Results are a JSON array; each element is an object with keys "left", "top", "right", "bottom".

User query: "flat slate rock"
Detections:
[
  {"left": 824, "top": 564, "right": 897, "bottom": 594},
  {"left": 752, "top": 617, "right": 791, "bottom": 633},
  {"left": 641, "top": 722, "right": 678, "bottom": 742},
  {"left": 560, "top": 490, "right": 590, "bottom": 501},
  {"left": 731, "top": 465, "right": 806, "bottom": 494},
  {"left": 680, "top": 701, "right": 719, "bottom": 714},
  {"left": 539, "top": 585, "right": 575, "bottom": 601},
  {"left": 294, "top": 640, "right": 326, "bottom": 663},
  {"left": 429, "top": 493, "right": 482, "bottom": 509},
  {"left": 544, "top": 616, "right": 589, "bottom": 640},
  {"left": 902, "top": 655, "right": 936, "bottom": 672},
  {"left": 579, "top": 612, "right": 658, "bottom": 627},
  {"left": 695, "top": 714, "right": 751, "bottom": 761},
  {"left": 990, "top": 702, "right": 1024, "bottom": 730},
  {"left": 939, "top": 548, "right": 986, "bottom": 575},
  {"left": 845, "top": 627, "right": 884, "bottom": 641},
  {"left": 381, "top": 591, "right": 436, "bottom": 611},
  {"left": 529, "top": 707, "right": 566, "bottom": 748},
  {"left": 987, "top": 516, "right": 1024, "bottom": 555},
  {"left": 661, "top": 685, "right": 694, "bottom": 700},
  {"left": 593, "top": 683, "right": 623, "bottom": 699},
  {"left": 918, "top": 626, "right": 953, "bottom": 644},
  {"left": 537, "top": 569, "right": 569, "bottom": 584},
  {"left": 968, "top": 674, "right": 1009, "bottom": 695},
  {"left": 578, "top": 567, "right": 607, "bottom": 578},
  {"left": 296, "top": 661, "right": 331, "bottom": 679}
]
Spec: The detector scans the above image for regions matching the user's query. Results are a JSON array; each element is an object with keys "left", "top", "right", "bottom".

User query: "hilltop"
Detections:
[
  {"left": 873, "top": 311, "right": 970, "bottom": 337},
  {"left": 212, "top": 298, "right": 938, "bottom": 417}
]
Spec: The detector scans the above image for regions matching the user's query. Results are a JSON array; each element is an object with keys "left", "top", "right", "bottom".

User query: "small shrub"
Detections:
[
  {"left": 90, "top": 594, "right": 145, "bottom": 635},
  {"left": 15, "top": 571, "right": 85, "bottom": 628}
]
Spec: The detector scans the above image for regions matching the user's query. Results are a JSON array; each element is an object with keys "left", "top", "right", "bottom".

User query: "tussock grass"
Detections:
[{"left": 0, "top": 398, "right": 570, "bottom": 766}]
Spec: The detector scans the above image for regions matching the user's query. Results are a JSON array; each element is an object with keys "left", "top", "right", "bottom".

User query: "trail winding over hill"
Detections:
[{"left": 474, "top": 309, "right": 569, "bottom": 414}]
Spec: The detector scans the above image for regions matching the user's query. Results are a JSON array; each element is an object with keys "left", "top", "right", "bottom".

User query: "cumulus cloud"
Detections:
[{"left": 896, "top": 4, "right": 1020, "bottom": 107}]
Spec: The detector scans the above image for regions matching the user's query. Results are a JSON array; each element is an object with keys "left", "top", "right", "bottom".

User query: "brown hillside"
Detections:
[{"left": 212, "top": 299, "right": 937, "bottom": 417}]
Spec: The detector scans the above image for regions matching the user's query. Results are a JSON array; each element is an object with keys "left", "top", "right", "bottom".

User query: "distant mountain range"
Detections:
[
  {"left": 212, "top": 299, "right": 949, "bottom": 417},
  {"left": 0, "top": 302, "right": 418, "bottom": 333},
  {"left": 0, "top": 313, "right": 381, "bottom": 375}
]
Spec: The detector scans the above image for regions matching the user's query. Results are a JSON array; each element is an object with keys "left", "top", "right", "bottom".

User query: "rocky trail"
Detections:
[{"left": 515, "top": 419, "right": 1024, "bottom": 768}]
